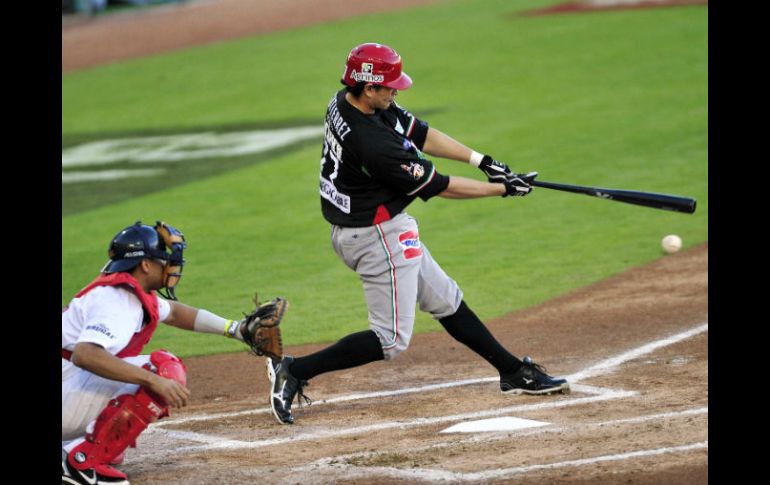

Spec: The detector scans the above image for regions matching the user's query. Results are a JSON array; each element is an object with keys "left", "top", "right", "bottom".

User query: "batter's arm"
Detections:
[
  {"left": 423, "top": 128, "right": 526, "bottom": 184},
  {"left": 422, "top": 127, "right": 475, "bottom": 163},
  {"left": 438, "top": 176, "right": 506, "bottom": 199}
]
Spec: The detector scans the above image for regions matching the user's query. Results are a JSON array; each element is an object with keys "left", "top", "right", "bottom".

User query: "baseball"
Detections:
[{"left": 661, "top": 234, "right": 682, "bottom": 254}]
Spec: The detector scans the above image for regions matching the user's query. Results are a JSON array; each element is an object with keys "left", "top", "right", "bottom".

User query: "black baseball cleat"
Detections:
[
  {"left": 62, "top": 448, "right": 130, "bottom": 485},
  {"left": 266, "top": 355, "right": 311, "bottom": 425},
  {"left": 500, "top": 356, "right": 570, "bottom": 395}
]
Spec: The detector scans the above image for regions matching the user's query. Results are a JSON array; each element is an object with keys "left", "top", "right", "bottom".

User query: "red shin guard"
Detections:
[{"left": 68, "top": 350, "right": 187, "bottom": 471}]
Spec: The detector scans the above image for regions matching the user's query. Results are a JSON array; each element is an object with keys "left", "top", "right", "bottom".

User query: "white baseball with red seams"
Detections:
[{"left": 661, "top": 234, "right": 682, "bottom": 254}]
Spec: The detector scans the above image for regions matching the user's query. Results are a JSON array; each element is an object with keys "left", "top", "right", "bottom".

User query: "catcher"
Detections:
[{"left": 62, "top": 220, "right": 286, "bottom": 484}]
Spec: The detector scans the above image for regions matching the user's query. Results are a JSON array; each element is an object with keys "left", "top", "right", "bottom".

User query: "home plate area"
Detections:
[
  {"left": 124, "top": 322, "right": 708, "bottom": 484},
  {"left": 440, "top": 416, "right": 549, "bottom": 434}
]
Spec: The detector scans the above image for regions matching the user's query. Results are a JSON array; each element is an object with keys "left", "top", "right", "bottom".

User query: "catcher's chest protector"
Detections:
[{"left": 75, "top": 273, "right": 160, "bottom": 357}]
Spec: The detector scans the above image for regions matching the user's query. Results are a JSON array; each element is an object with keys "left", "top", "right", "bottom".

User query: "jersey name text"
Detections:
[
  {"left": 327, "top": 96, "right": 352, "bottom": 140},
  {"left": 320, "top": 176, "right": 351, "bottom": 213}
]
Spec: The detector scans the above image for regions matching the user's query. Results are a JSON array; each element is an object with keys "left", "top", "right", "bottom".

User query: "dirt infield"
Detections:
[
  {"left": 63, "top": 3, "right": 707, "bottom": 482},
  {"left": 61, "top": 0, "right": 439, "bottom": 72},
  {"left": 121, "top": 244, "right": 707, "bottom": 484}
]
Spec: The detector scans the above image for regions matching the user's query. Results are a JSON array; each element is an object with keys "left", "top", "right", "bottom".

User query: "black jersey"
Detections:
[{"left": 319, "top": 89, "right": 450, "bottom": 227}]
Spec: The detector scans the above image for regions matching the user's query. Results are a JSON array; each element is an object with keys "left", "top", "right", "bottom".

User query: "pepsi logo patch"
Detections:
[
  {"left": 400, "top": 162, "right": 425, "bottom": 180},
  {"left": 399, "top": 230, "right": 422, "bottom": 259}
]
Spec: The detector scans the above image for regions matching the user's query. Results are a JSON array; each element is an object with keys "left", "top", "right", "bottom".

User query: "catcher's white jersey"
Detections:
[{"left": 62, "top": 286, "right": 170, "bottom": 444}]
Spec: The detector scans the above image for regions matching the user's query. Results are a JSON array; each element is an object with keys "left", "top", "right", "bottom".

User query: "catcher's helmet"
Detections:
[
  {"left": 103, "top": 222, "right": 169, "bottom": 274},
  {"left": 341, "top": 43, "right": 412, "bottom": 90}
]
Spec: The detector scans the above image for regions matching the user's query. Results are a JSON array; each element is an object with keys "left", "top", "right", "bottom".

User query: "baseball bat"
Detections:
[{"left": 530, "top": 180, "right": 696, "bottom": 214}]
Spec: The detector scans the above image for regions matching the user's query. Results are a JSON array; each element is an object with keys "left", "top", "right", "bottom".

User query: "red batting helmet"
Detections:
[{"left": 341, "top": 43, "right": 412, "bottom": 90}]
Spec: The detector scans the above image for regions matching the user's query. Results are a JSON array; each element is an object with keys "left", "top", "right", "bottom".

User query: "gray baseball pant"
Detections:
[{"left": 331, "top": 212, "right": 463, "bottom": 360}]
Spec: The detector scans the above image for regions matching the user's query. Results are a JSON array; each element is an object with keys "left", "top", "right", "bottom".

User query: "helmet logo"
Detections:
[
  {"left": 123, "top": 251, "right": 145, "bottom": 257},
  {"left": 351, "top": 62, "right": 384, "bottom": 83}
]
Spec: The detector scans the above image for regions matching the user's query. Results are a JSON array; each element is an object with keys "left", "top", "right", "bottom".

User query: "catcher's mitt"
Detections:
[{"left": 240, "top": 294, "right": 288, "bottom": 360}]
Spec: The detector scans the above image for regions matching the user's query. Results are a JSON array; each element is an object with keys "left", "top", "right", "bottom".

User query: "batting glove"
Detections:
[
  {"left": 478, "top": 155, "right": 514, "bottom": 183},
  {"left": 503, "top": 171, "right": 538, "bottom": 197}
]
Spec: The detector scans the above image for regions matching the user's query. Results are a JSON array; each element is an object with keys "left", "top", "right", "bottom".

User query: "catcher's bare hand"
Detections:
[
  {"left": 240, "top": 295, "right": 288, "bottom": 360},
  {"left": 148, "top": 374, "right": 191, "bottom": 409}
]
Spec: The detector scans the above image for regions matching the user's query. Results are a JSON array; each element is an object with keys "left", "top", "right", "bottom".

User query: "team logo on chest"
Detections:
[
  {"left": 400, "top": 162, "right": 425, "bottom": 180},
  {"left": 398, "top": 230, "right": 423, "bottom": 259}
]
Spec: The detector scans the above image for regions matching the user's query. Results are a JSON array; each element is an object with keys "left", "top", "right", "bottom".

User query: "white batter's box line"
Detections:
[
  {"left": 143, "top": 427, "right": 230, "bottom": 445},
  {"left": 154, "top": 381, "right": 616, "bottom": 428},
  {"left": 327, "top": 441, "right": 708, "bottom": 483},
  {"left": 295, "top": 406, "right": 709, "bottom": 470},
  {"left": 154, "top": 377, "right": 503, "bottom": 426},
  {"left": 442, "top": 406, "right": 708, "bottom": 453},
  {"left": 154, "top": 320, "right": 707, "bottom": 428},
  {"left": 566, "top": 321, "right": 708, "bottom": 383},
  {"left": 157, "top": 389, "right": 638, "bottom": 454},
  {"left": 155, "top": 320, "right": 707, "bottom": 429},
  {"left": 134, "top": 321, "right": 707, "bottom": 460}
]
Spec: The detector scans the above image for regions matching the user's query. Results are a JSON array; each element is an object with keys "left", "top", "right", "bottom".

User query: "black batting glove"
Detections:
[
  {"left": 515, "top": 171, "right": 538, "bottom": 184},
  {"left": 502, "top": 171, "right": 538, "bottom": 197},
  {"left": 478, "top": 155, "right": 514, "bottom": 183}
]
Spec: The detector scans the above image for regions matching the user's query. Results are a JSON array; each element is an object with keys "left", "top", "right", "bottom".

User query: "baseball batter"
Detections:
[
  {"left": 266, "top": 43, "right": 569, "bottom": 425},
  {"left": 62, "top": 221, "right": 263, "bottom": 484}
]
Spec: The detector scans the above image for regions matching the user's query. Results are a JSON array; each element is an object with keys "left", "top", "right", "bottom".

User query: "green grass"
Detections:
[{"left": 62, "top": 0, "right": 707, "bottom": 357}]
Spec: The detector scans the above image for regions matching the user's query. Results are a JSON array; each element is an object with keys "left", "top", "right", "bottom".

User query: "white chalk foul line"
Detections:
[{"left": 339, "top": 441, "right": 708, "bottom": 482}]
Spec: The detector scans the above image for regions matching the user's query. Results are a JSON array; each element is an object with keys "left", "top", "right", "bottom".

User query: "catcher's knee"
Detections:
[
  {"left": 139, "top": 350, "right": 187, "bottom": 413},
  {"left": 148, "top": 349, "right": 187, "bottom": 386}
]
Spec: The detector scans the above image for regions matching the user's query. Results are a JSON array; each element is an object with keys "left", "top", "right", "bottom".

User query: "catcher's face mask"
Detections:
[{"left": 154, "top": 221, "right": 186, "bottom": 300}]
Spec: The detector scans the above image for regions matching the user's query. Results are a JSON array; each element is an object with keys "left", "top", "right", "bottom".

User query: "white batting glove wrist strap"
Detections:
[{"left": 469, "top": 151, "right": 484, "bottom": 167}]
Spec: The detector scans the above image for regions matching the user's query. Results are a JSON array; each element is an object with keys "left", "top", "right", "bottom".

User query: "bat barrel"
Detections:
[{"left": 531, "top": 180, "right": 696, "bottom": 214}]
